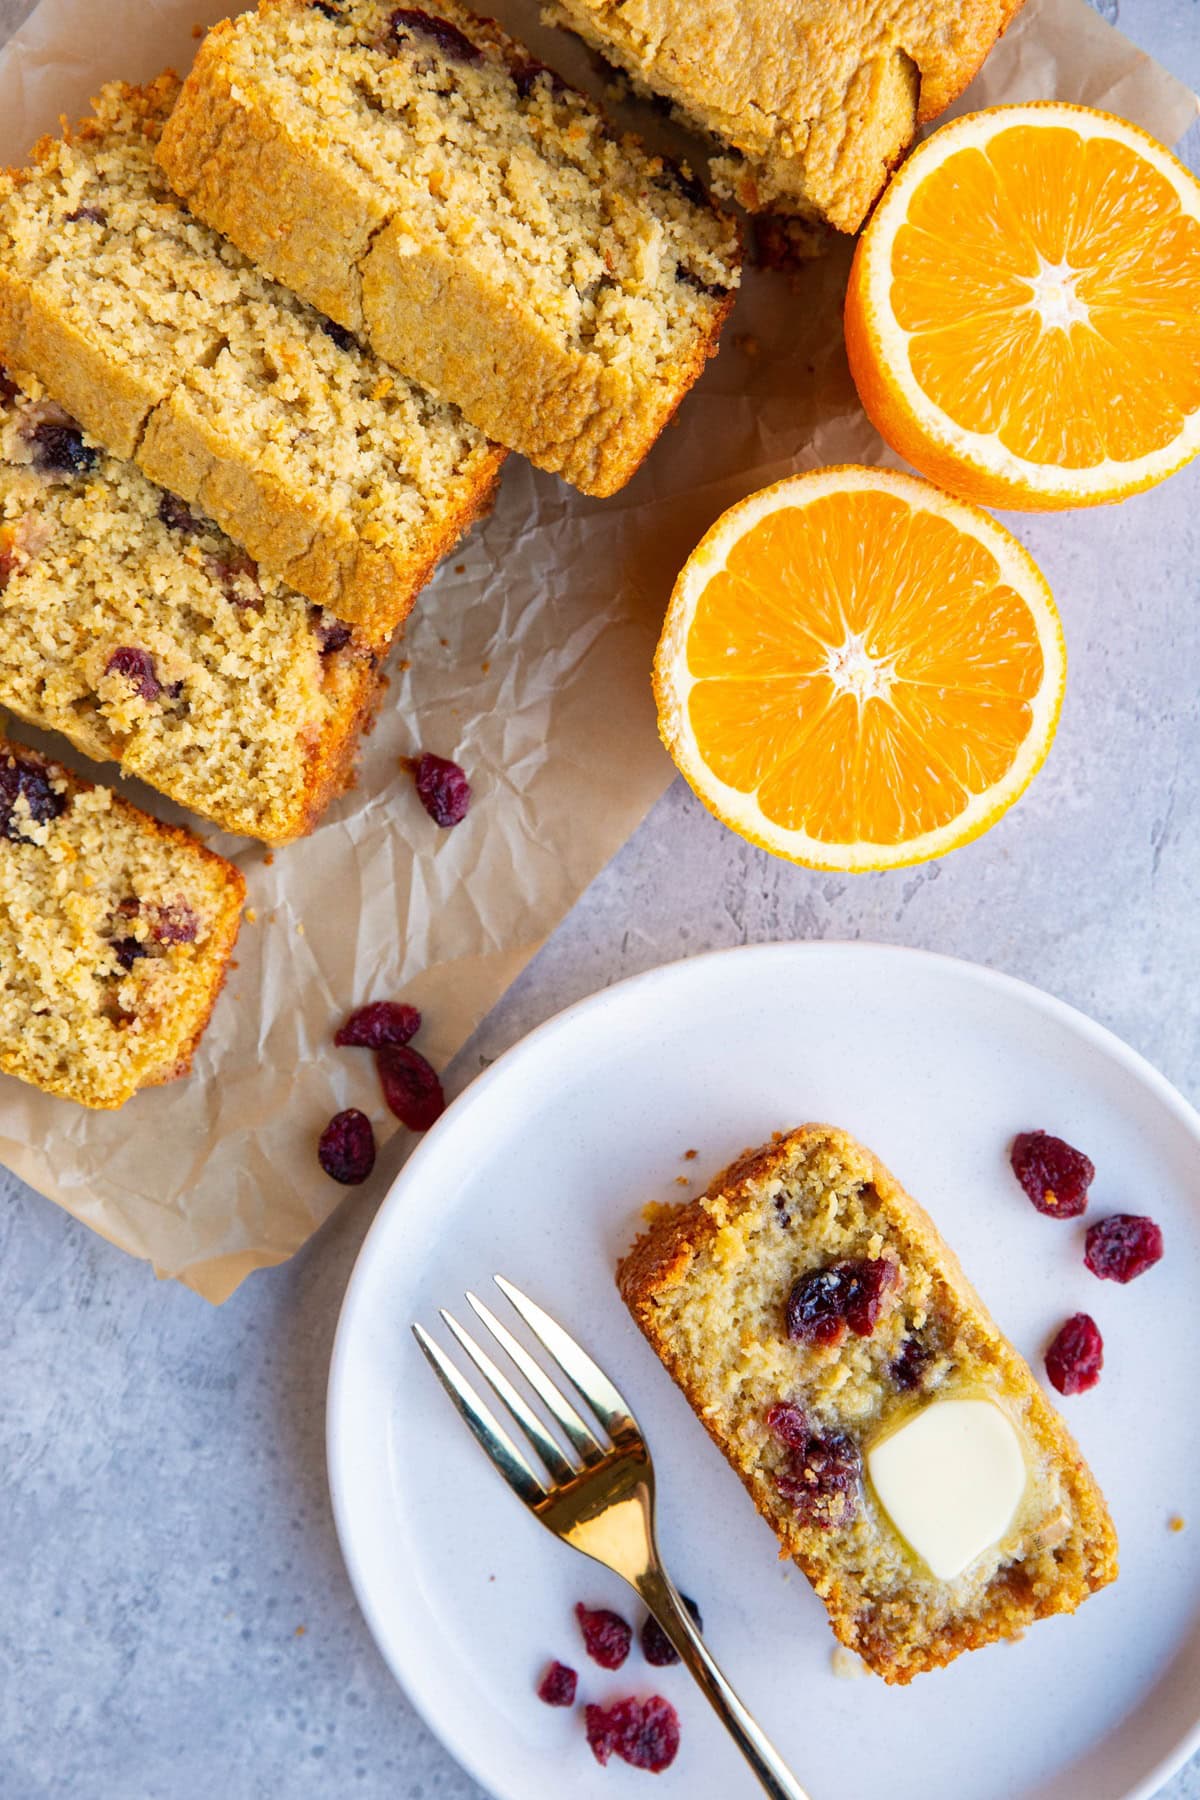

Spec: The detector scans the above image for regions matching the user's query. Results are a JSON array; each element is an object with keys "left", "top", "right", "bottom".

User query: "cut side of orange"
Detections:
[
  {"left": 654, "top": 466, "right": 1064, "bottom": 872},
  {"left": 845, "top": 103, "right": 1200, "bottom": 510}
]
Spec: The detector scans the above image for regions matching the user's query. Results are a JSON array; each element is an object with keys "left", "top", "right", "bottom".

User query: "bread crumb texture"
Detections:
[
  {"left": 542, "top": 0, "right": 1026, "bottom": 233},
  {"left": 0, "top": 376, "right": 381, "bottom": 843},
  {"left": 619, "top": 1124, "right": 1118, "bottom": 1683},
  {"left": 158, "top": 0, "right": 742, "bottom": 494},
  {"left": 0, "top": 75, "right": 503, "bottom": 641},
  {"left": 0, "top": 737, "right": 243, "bottom": 1108}
]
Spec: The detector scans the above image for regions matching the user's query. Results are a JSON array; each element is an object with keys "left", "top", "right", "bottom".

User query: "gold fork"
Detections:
[{"left": 414, "top": 1275, "right": 812, "bottom": 1800}]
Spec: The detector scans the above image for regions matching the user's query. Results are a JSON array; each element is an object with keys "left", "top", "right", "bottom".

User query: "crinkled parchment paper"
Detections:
[{"left": 0, "top": 0, "right": 1193, "bottom": 1301}]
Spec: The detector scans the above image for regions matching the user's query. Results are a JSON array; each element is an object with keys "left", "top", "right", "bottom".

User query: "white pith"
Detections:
[
  {"left": 826, "top": 631, "right": 897, "bottom": 702},
  {"left": 860, "top": 104, "right": 1200, "bottom": 500},
  {"left": 1025, "top": 257, "right": 1090, "bottom": 332},
  {"left": 656, "top": 466, "right": 1066, "bottom": 874}
]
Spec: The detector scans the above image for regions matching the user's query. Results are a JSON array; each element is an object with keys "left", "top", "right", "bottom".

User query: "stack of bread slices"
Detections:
[
  {"left": 0, "top": 5, "right": 745, "bottom": 1106},
  {"left": 0, "top": 0, "right": 1020, "bottom": 1105}
]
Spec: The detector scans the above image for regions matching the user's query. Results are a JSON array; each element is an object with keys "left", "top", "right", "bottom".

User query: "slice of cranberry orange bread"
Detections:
[
  {"left": 0, "top": 76, "right": 503, "bottom": 646},
  {"left": 157, "top": 1, "right": 741, "bottom": 497},
  {"left": 0, "top": 374, "right": 382, "bottom": 845},
  {"left": 543, "top": 0, "right": 1025, "bottom": 247},
  {"left": 0, "top": 737, "right": 244, "bottom": 1108},
  {"left": 619, "top": 1124, "right": 1117, "bottom": 1683}
]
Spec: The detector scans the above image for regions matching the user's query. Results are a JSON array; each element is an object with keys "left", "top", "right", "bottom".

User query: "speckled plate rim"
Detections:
[{"left": 327, "top": 941, "right": 1200, "bottom": 1800}]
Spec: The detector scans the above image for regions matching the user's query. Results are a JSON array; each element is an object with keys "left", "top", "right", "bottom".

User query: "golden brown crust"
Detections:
[
  {"left": 158, "top": 28, "right": 388, "bottom": 338},
  {"left": 619, "top": 1124, "right": 1118, "bottom": 1682},
  {"left": 281, "top": 655, "right": 388, "bottom": 844},
  {"left": 545, "top": 0, "right": 1028, "bottom": 234},
  {"left": 137, "top": 385, "right": 505, "bottom": 643},
  {"left": 357, "top": 227, "right": 733, "bottom": 498},
  {"left": 140, "top": 849, "right": 245, "bottom": 1089}
]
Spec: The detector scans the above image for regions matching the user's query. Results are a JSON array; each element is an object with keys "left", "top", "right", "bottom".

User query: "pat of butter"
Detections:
[{"left": 867, "top": 1398, "right": 1027, "bottom": 1581}]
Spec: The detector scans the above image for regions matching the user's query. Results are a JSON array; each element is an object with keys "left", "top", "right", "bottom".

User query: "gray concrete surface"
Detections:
[{"left": 2, "top": 1, "right": 1199, "bottom": 1795}]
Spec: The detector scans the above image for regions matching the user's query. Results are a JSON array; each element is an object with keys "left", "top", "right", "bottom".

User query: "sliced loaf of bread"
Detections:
[
  {"left": 0, "top": 76, "right": 504, "bottom": 646},
  {"left": 158, "top": 1, "right": 741, "bottom": 496},
  {"left": 0, "top": 374, "right": 383, "bottom": 845},
  {"left": 0, "top": 736, "right": 244, "bottom": 1108}
]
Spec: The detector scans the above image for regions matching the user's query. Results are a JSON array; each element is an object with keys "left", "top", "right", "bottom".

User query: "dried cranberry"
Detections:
[
  {"left": 641, "top": 1594, "right": 702, "bottom": 1667},
  {"left": 0, "top": 751, "right": 67, "bottom": 841},
  {"left": 387, "top": 8, "right": 481, "bottom": 63},
  {"left": 1045, "top": 1313, "right": 1104, "bottom": 1396},
  {"left": 765, "top": 1401, "right": 809, "bottom": 1448},
  {"left": 575, "top": 1602, "right": 632, "bottom": 1671},
  {"left": 585, "top": 1696, "right": 680, "bottom": 1772},
  {"left": 319, "top": 316, "right": 358, "bottom": 353},
  {"left": 152, "top": 900, "right": 199, "bottom": 946},
  {"left": 777, "top": 1431, "right": 861, "bottom": 1529},
  {"left": 336, "top": 1000, "right": 421, "bottom": 1049},
  {"left": 315, "top": 615, "right": 353, "bottom": 655},
  {"left": 584, "top": 1705, "right": 619, "bottom": 1767},
  {"left": 157, "top": 491, "right": 202, "bottom": 534},
  {"left": 205, "top": 550, "right": 260, "bottom": 606},
  {"left": 659, "top": 157, "right": 708, "bottom": 210},
  {"left": 890, "top": 1337, "right": 931, "bottom": 1391},
  {"left": 1084, "top": 1213, "right": 1163, "bottom": 1284},
  {"left": 412, "top": 751, "right": 471, "bottom": 827},
  {"left": 65, "top": 205, "right": 106, "bottom": 224},
  {"left": 378, "top": 1043, "right": 445, "bottom": 1130},
  {"left": 105, "top": 647, "right": 162, "bottom": 703},
  {"left": 1011, "top": 1130, "right": 1094, "bottom": 1218},
  {"left": 675, "top": 263, "right": 729, "bottom": 300},
  {"left": 512, "top": 58, "right": 567, "bottom": 99},
  {"left": 535, "top": 1660, "right": 577, "bottom": 1706},
  {"left": 112, "top": 936, "right": 147, "bottom": 972},
  {"left": 0, "top": 547, "right": 14, "bottom": 592},
  {"left": 318, "top": 1109, "right": 377, "bottom": 1185},
  {"left": 768, "top": 1405, "right": 860, "bottom": 1528},
  {"left": 786, "top": 1257, "right": 898, "bottom": 1347},
  {"left": 30, "top": 421, "right": 96, "bottom": 475}
]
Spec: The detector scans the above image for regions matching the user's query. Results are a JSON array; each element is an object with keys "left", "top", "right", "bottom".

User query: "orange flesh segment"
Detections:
[
  {"left": 685, "top": 492, "right": 1044, "bottom": 845},
  {"left": 891, "top": 126, "right": 1200, "bottom": 467}
]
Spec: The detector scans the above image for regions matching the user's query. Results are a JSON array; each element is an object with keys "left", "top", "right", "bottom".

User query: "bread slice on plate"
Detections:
[
  {"left": 619, "top": 1123, "right": 1117, "bottom": 1682},
  {"left": 0, "top": 737, "right": 244, "bottom": 1108},
  {"left": 157, "top": 0, "right": 741, "bottom": 496}
]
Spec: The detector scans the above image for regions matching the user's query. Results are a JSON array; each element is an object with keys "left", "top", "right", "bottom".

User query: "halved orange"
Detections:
[
  {"left": 653, "top": 466, "right": 1064, "bottom": 872},
  {"left": 845, "top": 103, "right": 1200, "bottom": 510}
]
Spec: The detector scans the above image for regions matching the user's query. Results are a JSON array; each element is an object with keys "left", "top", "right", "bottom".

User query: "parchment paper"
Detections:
[{"left": 0, "top": 0, "right": 1193, "bottom": 1302}]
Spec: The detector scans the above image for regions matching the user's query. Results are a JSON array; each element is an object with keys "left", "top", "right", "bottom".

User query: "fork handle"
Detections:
[{"left": 635, "top": 1569, "right": 814, "bottom": 1800}]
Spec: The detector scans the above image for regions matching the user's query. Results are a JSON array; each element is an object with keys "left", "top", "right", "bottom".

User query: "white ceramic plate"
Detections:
[{"left": 327, "top": 943, "right": 1200, "bottom": 1800}]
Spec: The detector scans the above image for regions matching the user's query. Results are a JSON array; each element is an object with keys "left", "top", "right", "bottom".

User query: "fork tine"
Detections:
[
  {"left": 412, "top": 1324, "right": 547, "bottom": 1505},
  {"left": 465, "top": 1292, "right": 604, "bottom": 1465},
  {"left": 493, "top": 1277, "right": 637, "bottom": 1439},
  {"left": 440, "top": 1309, "right": 577, "bottom": 1485}
]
